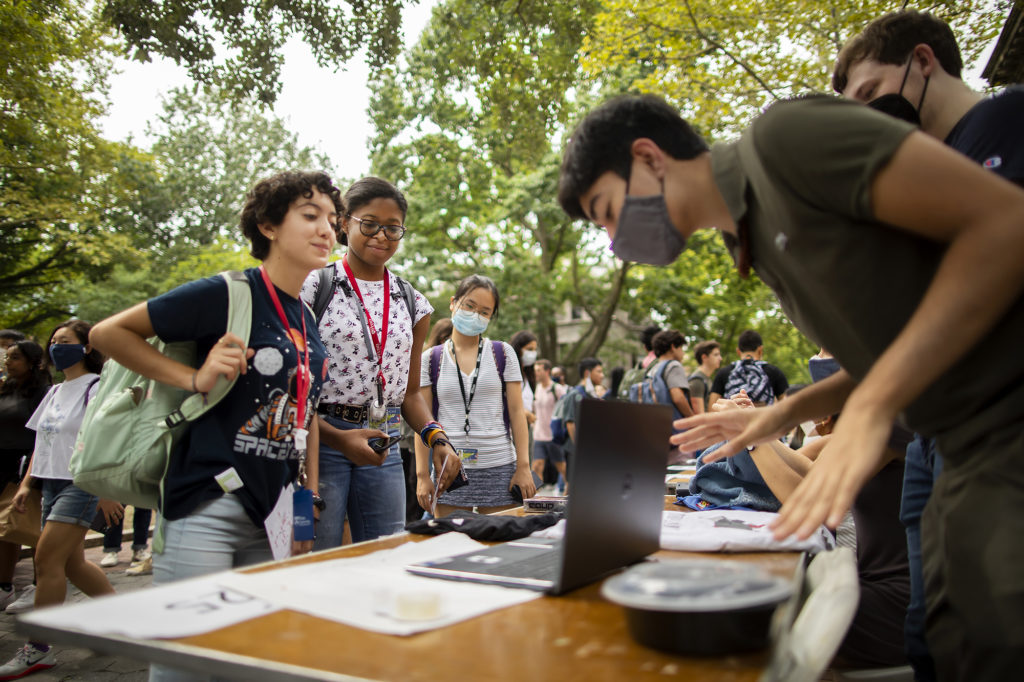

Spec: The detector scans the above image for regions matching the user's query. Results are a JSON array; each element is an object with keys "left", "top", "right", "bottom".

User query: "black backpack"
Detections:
[
  {"left": 723, "top": 359, "right": 775, "bottom": 404},
  {"left": 311, "top": 263, "right": 416, "bottom": 324}
]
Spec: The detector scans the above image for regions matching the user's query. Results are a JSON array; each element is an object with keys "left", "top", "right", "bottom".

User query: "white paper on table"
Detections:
[
  {"left": 264, "top": 484, "right": 293, "bottom": 561},
  {"left": 659, "top": 510, "right": 834, "bottom": 553},
  {"left": 18, "top": 574, "right": 281, "bottom": 639},
  {"left": 526, "top": 511, "right": 832, "bottom": 553},
  {"left": 217, "top": 533, "right": 543, "bottom": 636}
]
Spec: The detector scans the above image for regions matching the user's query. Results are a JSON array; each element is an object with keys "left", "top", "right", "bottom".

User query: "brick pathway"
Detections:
[{"left": 0, "top": 532, "right": 154, "bottom": 681}]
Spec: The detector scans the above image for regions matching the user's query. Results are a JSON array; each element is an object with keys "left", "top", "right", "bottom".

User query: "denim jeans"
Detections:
[
  {"left": 313, "top": 412, "right": 405, "bottom": 550},
  {"left": 150, "top": 494, "right": 273, "bottom": 682},
  {"left": 104, "top": 507, "right": 153, "bottom": 552},
  {"left": 901, "top": 434, "right": 943, "bottom": 682}
]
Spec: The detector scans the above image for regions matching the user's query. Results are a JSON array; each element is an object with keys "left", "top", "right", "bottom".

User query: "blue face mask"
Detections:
[
  {"left": 49, "top": 343, "right": 86, "bottom": 371},
  {"left": 452, "top": 309, "right": 490, "bottom": 337}
]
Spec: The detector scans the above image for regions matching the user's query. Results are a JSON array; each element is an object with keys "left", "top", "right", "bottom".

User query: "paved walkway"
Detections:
[{"left": 0, "top": 535, "right": 154, "bottom": 681}]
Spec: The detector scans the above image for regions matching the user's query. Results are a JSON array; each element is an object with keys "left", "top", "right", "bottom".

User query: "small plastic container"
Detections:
[{"left": 601, "top": 559, "right": 792, "bottom": 655}]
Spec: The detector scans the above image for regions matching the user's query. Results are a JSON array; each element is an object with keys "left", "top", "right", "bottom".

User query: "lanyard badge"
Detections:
[
  {"left": 342, "top": 257, "right": 391, "bottom": 421},
  {"left": 450, "top": 337, "right": 484, "bottom": 435},
  {"left": 259, "top": 266, "right": 311, "bottom": 452}
]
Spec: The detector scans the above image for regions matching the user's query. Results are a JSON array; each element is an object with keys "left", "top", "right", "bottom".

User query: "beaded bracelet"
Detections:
[{"left": 419, "top": 421, "right": 446, "bottom": 448}]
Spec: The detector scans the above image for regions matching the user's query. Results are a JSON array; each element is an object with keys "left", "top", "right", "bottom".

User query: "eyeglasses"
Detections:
[{"left": 348, "top": 215, "right": 407, "bottom": 241}]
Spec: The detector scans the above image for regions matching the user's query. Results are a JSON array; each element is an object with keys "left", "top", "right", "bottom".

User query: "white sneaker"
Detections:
[
  {"left": 125, "top": 555, "right": 152, "bottom": 576},
  {"left": 0, "top": 643, "right": 56, "bottom": 680},
  {"left": 99, "top": 550, "right": 119, "bottom": 568},
  {"left": 130, "top": 548, "right": 151, "bottom": 565},
  {"left": 0, "top": 588, "right": 14, "bottom": 612},
  {"left": 3, "top": 581, "right": 36, "bottom": 614},
  {"left": 4, "top": 586, "right": 36, "bottom": 615}
]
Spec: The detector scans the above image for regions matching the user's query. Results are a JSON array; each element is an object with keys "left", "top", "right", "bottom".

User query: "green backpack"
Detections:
[{"left": 70, "top": 271, "right": 252, "bottom": 510}]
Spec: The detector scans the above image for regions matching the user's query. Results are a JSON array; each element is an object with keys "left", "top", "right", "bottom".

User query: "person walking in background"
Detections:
[
  {"left": 510, "top": 331, "right": 538, "bottom": 432},
  {"left": 0, "top": 340, "right": 51, "bottom": 615},
  {"left": 99, "top": 506, "right": 153, "bottom": 576},
  {"left": 708, "top": 330, "right": 788, "bottom": 407},
  {"left": 417, "top": 275, "right": 535, "bottom": 514},
  {"left": 639, "top": 325, "right": 660, "bottom": 369},
  {"left": 0, "top": 332, "right": 27, "bottom": 383},
  {"left": 301, "top": 177, "right": 459, "bottom": 548},
  {"left": 688, "top": 340, "right": 722, "bottom": 414},
  {"left": 0, "top": 320, "right": 121, "bottom": 680},
  {"left": 529, "top": 359, "right": 566, "bottom": 493}
]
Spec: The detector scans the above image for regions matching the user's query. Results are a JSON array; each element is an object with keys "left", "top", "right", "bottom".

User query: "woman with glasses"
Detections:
[
  {"left": 416, "top": 275, "right": 536, "bottom": 515},
  {"left": 301, "top": 177, "right": 459, "bottom": 548}
]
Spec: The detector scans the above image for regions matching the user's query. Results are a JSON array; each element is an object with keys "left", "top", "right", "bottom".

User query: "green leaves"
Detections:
[{"left": 100, "top": 0, "right": 406, "bottom": 104}]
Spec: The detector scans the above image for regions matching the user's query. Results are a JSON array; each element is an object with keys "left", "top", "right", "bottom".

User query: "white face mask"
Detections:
[{"left": 521, "top": 350, "right": 537, "bottom": 366}]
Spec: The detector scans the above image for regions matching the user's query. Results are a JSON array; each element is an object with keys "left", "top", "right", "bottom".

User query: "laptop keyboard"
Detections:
[{"left": 477, "top": 545, "right": 562, "bottom": 580}]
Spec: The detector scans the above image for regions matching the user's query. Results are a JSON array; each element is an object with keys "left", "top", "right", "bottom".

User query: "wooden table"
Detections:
[{"left": 19, "top": 497, "right": 800, "bottom": 682}]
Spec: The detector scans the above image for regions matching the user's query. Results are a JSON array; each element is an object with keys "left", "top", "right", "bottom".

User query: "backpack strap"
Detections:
[
  {"left": 83, "top": 377, "right": 101, "bottom": 407},
  {"left": 312, "top": 264, "right": 336, "bottom": 324},
  {"left": 491, "top": 340, "right": 510, "bottom": 438},
  {"left": 167, "top": 271, "right": 253, "bottom": 427},
  {"left": 428, "top": 344, "right": 444, "bottom": 420},
  {"left": 392, "top": 275, "right": 417, "bottom": 324}
]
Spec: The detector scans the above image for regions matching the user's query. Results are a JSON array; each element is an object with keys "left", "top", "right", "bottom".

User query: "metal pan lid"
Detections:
[{"left": 602, "top": 559, "right": 792, "bottom": 612}]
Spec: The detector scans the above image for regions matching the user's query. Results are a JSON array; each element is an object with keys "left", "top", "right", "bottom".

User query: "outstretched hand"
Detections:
[{"left": 671, "top": 399, "right": 793, "bottom": 462}]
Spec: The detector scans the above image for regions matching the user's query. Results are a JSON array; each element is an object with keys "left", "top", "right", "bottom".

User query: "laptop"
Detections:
[{"left": 405, "top": 398, "right": 672, "bottom": 594}]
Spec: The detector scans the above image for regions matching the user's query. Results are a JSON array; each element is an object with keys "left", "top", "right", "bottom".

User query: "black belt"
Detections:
[{"left": 317, "top": 403, "right": 367, "bottom": 423}]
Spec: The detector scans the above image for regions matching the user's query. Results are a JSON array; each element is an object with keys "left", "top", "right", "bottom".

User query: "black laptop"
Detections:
[{"left": 405, "top": 398, "right": 671, "bottom": 594}]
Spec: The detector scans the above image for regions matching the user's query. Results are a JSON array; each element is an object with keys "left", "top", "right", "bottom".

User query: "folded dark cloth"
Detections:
[{"left": 405, "top": 510, "right": 563, "bottom": 541}]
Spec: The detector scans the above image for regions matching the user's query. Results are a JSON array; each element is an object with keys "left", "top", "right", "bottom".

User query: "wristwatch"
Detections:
[{"left": 311, "top": 493, "right": 326, "bottom": 511}]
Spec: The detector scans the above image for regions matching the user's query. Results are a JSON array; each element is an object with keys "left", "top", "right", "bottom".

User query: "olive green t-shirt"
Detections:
[{"left": 710, "top": 96, "right": 1024, "bottom": 459}]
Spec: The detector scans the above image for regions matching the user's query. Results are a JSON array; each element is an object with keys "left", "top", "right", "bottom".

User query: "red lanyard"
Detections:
[
  {"left": 342, "top": 256, "right": 390, "bottom": 387},
  {"left": 258, "top": 265, "right": 311, "bottom": 431}
]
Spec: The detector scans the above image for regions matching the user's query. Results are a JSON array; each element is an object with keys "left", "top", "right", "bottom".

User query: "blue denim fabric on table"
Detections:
[
  {"left": 686, "top": 441, "right": 781, "bottom": 511},
  {"left": 40, "top": 479, "right": 99, "bottom": 529},
  {"left": 314, "top": 408, "right": 405, "bottom": 550},
  {"left": 900, "top": 434, "right": 942, "bottom": 682}
]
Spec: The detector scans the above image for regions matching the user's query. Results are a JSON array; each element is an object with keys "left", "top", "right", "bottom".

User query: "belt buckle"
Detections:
[{"left": 341, "top": 405, "right": 364, "bottom": 423}]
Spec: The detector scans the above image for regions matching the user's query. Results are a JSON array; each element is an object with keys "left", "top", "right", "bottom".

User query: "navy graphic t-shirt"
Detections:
[{"left": 148, "top": 268, "right": 328, "bottom": 526}]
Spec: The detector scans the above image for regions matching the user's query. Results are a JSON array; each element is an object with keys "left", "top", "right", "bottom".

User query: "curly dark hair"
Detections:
[
  {"left": 0, "top": 340, "right": 51, "bottom": 399},
  {"left": 240, "top": 171, "right": 345, "bottom": 260},
  {"left": 652, "top": 330, "right": 685, "bottom": 357},
  {"left": 49, "top": 319, "right": 104, "bottom": 375}
]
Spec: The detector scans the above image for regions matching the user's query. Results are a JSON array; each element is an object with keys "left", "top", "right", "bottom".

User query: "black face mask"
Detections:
[{"left": 866, "top": 58, "right": 928, "bottom": 126}]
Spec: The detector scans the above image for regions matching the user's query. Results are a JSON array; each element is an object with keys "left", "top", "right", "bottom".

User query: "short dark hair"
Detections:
[
  {"left": 340, "top": 176, "right": 408, "bottom": 246},
  {"left": 50, "top": 319, "right": 104, "bottom": 374},
  {"left": 832, "top": 10, "right": 963, "bottom": 93},
  {"left": 453, "top": 274, "right": 501, "bottom": 317},
  {"left": 693, "top": 340, "right": 720, "bottom": 365},
  {"left": 536, "top": 358, "right": 552, "bottom": 372},
  {"left": 652, "top": 330, "right": 685, "bottom": 357},
  {"left": 240, "top": 170, "right": 344, "bottom": 260},
  {"left": 640, "top": 325, "right": 661, "bottom": 352},
  {"left": 578, "top": 357, "right": 602, "bottom": 378},
  {"left": 0, "top": 329, "right": 25, "bottom": 343},
  {"left": 557, "top": 94, "right": 709, "bottom": 220},
  {"left": 737, "top": 330, "right": 763, "bottom": 352}
]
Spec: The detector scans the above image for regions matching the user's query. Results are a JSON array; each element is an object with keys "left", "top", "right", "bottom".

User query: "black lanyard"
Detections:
[{"left": 450, "top": 337, "right": 484, "bottom": 435}]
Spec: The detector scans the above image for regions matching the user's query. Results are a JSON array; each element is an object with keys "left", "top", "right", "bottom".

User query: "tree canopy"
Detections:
[{"left": 101, "top": 0, "right": 407, "bottom": 104}]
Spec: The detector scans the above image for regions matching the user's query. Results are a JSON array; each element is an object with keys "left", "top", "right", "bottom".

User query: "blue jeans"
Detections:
[
  {"left": 314, "top": 412, "right": 405, "bottom": 550},
  {"left": 104, "top": 507, "right": 153, "bottom": 552},
  {"left": 150, "top": 494, "right": 272, "bottom": 682},
  {"left": 901, "top": 434, "right": 943, "bottom": 682}
]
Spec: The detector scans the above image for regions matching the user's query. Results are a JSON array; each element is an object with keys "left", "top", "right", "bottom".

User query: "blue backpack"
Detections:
[{"left": 629, "top": 360, "right": 684, "bottom": 420}]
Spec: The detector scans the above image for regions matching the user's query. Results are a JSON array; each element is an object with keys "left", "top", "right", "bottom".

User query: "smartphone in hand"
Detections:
[{"left": 368, "top": 435, "right": 403, "bottom": 453}]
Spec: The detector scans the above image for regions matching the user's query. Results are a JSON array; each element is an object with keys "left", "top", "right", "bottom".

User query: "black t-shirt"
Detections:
[
  {"left": 148, "top": 268, "right": 328, "bottom": 526},
  {"left": 0, "top": 383, "right": 51, "bottom": 455},
  {"left": 945, "top": 86, "right": 1024, "bottom": 185},
  {"left": 710, "top": 360, "right": 788, "bottom": 401}
]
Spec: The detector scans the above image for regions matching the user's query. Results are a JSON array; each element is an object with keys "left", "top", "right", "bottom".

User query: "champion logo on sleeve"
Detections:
[{"left": 983, "top": 156, "right": 1003, "bottom": 169}]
